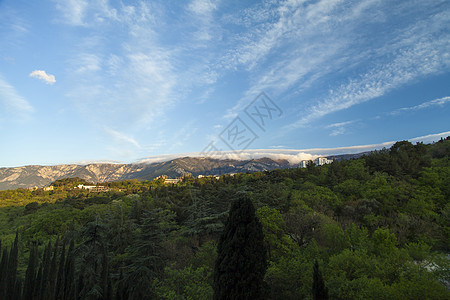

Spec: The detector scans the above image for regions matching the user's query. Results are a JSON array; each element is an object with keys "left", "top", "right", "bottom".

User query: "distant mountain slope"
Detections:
[{"left": 0, "top": 157, "right": 292, "bottom": 190}]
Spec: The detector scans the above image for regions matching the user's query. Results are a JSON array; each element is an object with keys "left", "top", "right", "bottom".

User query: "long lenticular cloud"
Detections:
[{"left": 136, "top": 131, "right": 450, "bottom": 165}]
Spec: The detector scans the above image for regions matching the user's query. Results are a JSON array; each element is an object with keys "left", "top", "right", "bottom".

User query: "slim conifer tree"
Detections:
[
  {"left": 312, "top": 260, "right": 328, "bottom": 300},
  {"left": 63, "top": 239, "right": 75, "bottom": 300},
  {"left": 55, "top": 239, "right": 66, "bottom": 300},
  {"left": 0, "top": 247, "right": 9, "bottom": 299},
  {"left": 213, "top": 194, "right": 267, "bottom": 300},
  {"left": 40, "top": 240, "right": 52, "bottom": 300},
  {"left": 6, "top": 232, "right": 19, "bottom": 300},
  {"left": 23, "top": 241, "right": 38, "bottom": 300},
  {"left": 47, "top": 238, "right": 59, "bottom": 300},
  {"left": 34, "top": 263, "right": 43, "bottom": 300}
]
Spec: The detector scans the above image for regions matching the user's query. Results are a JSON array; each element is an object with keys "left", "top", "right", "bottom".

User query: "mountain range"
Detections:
[
  {"left": 0, "top": 157, "right": 292, "bottom": 190},
  {"left": 0, "top": 152, "right": 371, "bottom": 190}
]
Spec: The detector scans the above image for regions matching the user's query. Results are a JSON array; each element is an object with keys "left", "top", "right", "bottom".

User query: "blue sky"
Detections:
[{"left": 1, "top": 0, "right": 449, "bottom": 167}]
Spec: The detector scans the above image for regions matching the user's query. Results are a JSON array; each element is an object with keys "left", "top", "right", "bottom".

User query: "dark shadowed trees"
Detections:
[
  {"left": 313, "top": 260, "right": 328, "bottom": 300},
  {"left": 214, "top": 193, "right": 267, "bottom": 300}
]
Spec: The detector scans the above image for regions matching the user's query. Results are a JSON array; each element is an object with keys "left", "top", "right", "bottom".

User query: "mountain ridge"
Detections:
[{"left": 0, "top": 157, "right": 294, "bottom": 190}]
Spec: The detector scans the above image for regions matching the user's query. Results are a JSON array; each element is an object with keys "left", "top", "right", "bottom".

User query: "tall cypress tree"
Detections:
[
  {"left": 6, "top": 232, "right": 19, "bottom": 300},
  {"left": 63, "top": 240, "right": 75, "bottom": 300},
  {"left": 12, "top": 277, "right": 23, "bottom": 300},
  {"left": 0, "top": 247, "right": 9, "bottom": 300},
  {"left": 55, "top": 239, "right": 66, "bottom": 300},
  {"left": 312, "top": 260, "right": 328, "bottom": 300},
  {"left": 47, "top": 238, "right": 59, "bottom": 300},
  {"left": 40, "top": 240, "right": 52, "bottom": 300},
  {"left": 23, "top": 241, "right": 38, "bottom": 300},
  {"left": 34, "top": 263, "right": 43, "bottom": 300},
  {"left": 213, "top": 194, "right": 267, "bottom": 300}
]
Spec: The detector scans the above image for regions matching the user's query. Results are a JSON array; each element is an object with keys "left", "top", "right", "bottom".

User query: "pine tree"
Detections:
[
  {"left": 78, "top": 219, "right": 107, "bottom": 299},
  {"left": 213, "top": 194, "right": 267, "bottom": 300},
  {"left": 312, "top": 260, "right": 328, "bottom": 300},
  {"left": 100, "top": 246, "right": 109, "bottom": 300},
  {"left": 115, "top": 269, "right": 127, "bottom": 300},
  {"left": 124, "top": 209, "right": 167, "bottom": 299}
]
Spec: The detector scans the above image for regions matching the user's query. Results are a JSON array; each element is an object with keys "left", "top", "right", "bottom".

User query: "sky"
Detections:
[{"left": 0, "top": 0, "right": 449, "bottom": 167}]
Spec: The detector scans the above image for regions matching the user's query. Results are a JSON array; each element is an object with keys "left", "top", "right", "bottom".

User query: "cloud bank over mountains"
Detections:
[{"left": 136, "top": 131, "right": 450, "bottom": 165}]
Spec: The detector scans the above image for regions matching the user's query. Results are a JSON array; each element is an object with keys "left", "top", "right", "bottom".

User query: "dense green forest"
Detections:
[{"left": 0, "top": 138, "right": 449, "bottom": 299}]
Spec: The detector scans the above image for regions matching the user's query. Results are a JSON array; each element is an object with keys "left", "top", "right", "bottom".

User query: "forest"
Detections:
[{"left": 0, "top": 138, "right": 449, "bottom": 299}]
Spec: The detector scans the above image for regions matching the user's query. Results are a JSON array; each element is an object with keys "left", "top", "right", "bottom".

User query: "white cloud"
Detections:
[
  {"left": 137, "top": 131, "right": 450, "bottom": 165},
  {"left": 390, "top": 96, "right": 450, "bottom": 115},
  {"left": 54, "top": 0, "right": 119, "bottom": 26},
  {"left": 326, "top": 121, "right": 355, "bottom": 128},
  {"left": 188, "top": 0, "right": 217, "bottom": 16},
  {"left": 29, "top": 70, "right": 56, "bottom": 85},
  {"left": 409, "top": 131, "right": 450, "bottom": 144},
  {"left": 72, "top": 53, "right": 101, "bottom": 74},
  {"left": 50, "top": 0, "right": 449, "bottom": 160},
  {"left": 289, "top": 32, "right": 450, "bottom": 128},
  {"left": 0, "top": 74, "right": 33, "bottom": 117},
  {"left": 62, "top": 2, "right": 178, "bottom": 131},
  {"left": 105, "top": 128, "right": 140, "bottom": 148},
  {"left": 219, "top": 0, "right": 450, "bottom": 127},
  {"left": 54, "top": 0, "right": 88, "bottom": 26},
  {"left": 325, "top": 120, "right": 356, "bottom": 136}
]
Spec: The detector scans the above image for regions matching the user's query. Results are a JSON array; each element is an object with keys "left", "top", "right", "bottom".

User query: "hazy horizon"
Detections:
[{"left": 2, "top": 131, "right": 448, "bottom": 168}]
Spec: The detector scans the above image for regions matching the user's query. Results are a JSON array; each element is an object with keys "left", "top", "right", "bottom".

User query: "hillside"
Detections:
[
  {"left": 0, "top": 157, "right": 291, "bottom": 190},
  {"left": 0, "top": 138, "right": 449, "bottom": 299}
]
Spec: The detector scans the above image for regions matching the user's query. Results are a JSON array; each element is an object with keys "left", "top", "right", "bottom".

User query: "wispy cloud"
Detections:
[
  {"left": 61, "top": 1, "right": 178, "bottom": 130},
  {"left": 49, "top": 0, "right": 449, "bottom": 160},
  {"left": 105, "top": 127, "right": 140, "bottom": 148},
  {"left": 29, "top": 70, "right": 56, "bottom": 84},
  {"left": 188, "top": 0, "right": 217, "bottom": 16},
  {"left": 53, "top": 0, "right": 88, "bottom": 26},
  {"left": 325, "top": 120, "right": 356, "bottom": 136},
  {"left": 219, "top": 0, "right": 450, "bottom": 126},
  {"left": 289, "top": 23, "right": 450, "bottom": 128},
  {"left": 390, "top": 96, "right": 450, "bottom": 115},
  {"left": 0, "top": 74, "right": 33, "bottom": 118},
  {"left": 53, "top": 0, "right": 119, "bottom": 26},
  {"left": 72, "top": 54, "right": 101, "bottom": 74}
]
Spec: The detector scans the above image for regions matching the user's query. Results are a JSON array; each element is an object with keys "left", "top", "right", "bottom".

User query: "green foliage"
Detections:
[
  {"left": 256, "top": 206, "right": 294, "bottom": 260},
  {"left": 155, "top": 265, "right": 213, "bottom": 300},
  {"left": 265, "top": 251, "right": 314, "bottom": 299},
  {"left": 0, "top": 138, "right": 449, "bottom": 299}
]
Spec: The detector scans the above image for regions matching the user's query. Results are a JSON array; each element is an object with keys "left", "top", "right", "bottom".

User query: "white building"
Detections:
[
  {"left": 299, "top": 160, "right": 312, "bottom": 168},
  {"left": 314, "top": 157, "right": 333, "bottom": 166},
  {"left": 299, "top": 157, "right": 333, "bottom": 168},
  {"left": 76, "top": 184, "right": 110, "bottom": 192}
]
